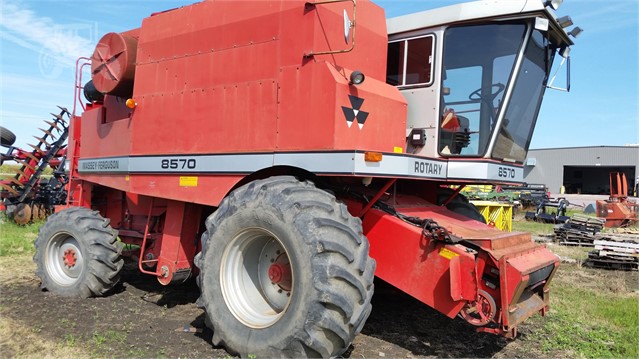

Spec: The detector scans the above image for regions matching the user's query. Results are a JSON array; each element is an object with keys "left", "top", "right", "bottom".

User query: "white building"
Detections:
[{"left": 524, "top": 145, "right": 639, "bottom": 195}]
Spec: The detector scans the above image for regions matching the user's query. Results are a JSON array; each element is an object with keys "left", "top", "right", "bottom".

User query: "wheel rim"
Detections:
[
  {"left": 45, "top": 232, "right": 84, "bottom": 286},
  {"left": 220, "top": 228, "right": 293, "bottom": 329},
  {"left": 460, "top": 290, "right": 496, "bottom": 327}
]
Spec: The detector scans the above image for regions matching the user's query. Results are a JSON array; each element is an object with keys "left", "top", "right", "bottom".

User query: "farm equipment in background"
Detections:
[
  {"left": 0, "top": 108, "right": 70, "bottom": 224},
  {"left": 461, "top": 185, "right": 519, "bottom": 203},
  {"left": 596, "top": 172, "right": 639, "bottom": 228},
  {"left": 525, "top": 197, "right": 570, "bottom": 223},
  {"left": 30, "top": 0, "right": 580, "bottom": 356},
  {"left": 501, "top": 183, "right": 550, "bottom": 208},
  {"left": 462, "top": 183, "right": 551, "bottom": 211}
]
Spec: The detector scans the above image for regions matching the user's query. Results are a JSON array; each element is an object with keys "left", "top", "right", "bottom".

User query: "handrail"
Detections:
[
  {"left": 304, "top": 0, "right": 357, "bottom": 57},
  {"left": 72, "top": 56, "right": 91, "bottom": 117}
]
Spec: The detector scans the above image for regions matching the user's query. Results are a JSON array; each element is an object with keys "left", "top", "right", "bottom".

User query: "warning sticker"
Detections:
[
  {"left": 179, "top": 176, "right": 198, "bottom": 187},
  {"left": 393, "top": 146, "right": 403, "bottom": 153},
  {"left": 439, "top": 248, "right": 459, "bottom": 260}
]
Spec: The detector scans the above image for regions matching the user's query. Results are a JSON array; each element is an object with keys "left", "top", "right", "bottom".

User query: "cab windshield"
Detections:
[{"left": 439, "top": 22, "right": 554, "bottom": 162}]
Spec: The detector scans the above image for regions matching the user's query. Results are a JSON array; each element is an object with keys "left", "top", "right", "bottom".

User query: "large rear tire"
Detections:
[
  {"left": 195, "top": 176, "right": 375, "bottom": 358},
  {"left": 34, "top": 207, "right": 124, "bottom": 298}
]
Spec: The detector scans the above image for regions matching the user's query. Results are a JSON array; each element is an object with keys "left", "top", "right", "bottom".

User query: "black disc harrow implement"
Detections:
[{"left": 1, "top": 107, "right": 70, "bottom": 224}]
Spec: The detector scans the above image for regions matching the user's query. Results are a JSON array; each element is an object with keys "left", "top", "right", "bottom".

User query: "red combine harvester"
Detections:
[{"left": 32, "top": 0, "right": 579, "bottom": 356}]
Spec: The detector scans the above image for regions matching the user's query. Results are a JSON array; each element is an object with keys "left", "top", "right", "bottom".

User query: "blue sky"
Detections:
[{"left": 1, "top": 0, "right": 637, "bottom": 151}]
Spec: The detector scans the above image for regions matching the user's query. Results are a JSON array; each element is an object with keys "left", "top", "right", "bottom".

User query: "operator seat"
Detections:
[{"left": 440, "top": 109, "right": 470, "bottom": 155}]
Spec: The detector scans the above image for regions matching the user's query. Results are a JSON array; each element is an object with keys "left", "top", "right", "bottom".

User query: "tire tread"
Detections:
[
  {"left": 34, "top": 207, "right": 123, "bottom": 298},
  {"left": 195, "top": 176, "right": 375, "bottom": 357}
]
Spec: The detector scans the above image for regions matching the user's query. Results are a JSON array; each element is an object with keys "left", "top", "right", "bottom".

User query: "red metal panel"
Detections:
[
  {"left": 152, "top": 200, "right": 202, "bottom": 284},
  {"left": 127, "top": 175, "right": 243, "bottom": 207},
  {"left": 506, "top": 246, "right": 557, "bottom": 278},
  {"left": 79, "top": 105, "right": 132, "bottom": 158},
  {"left": 277, "top": 63, "right": 337, "bottom": 149},
  {"left": 304, "top": 0, "right": 388, "bottom": 79},
  {"left": 449, "top": 254, "right": 477, "bottom": 301},
  {"left": 500, "top": 245, "right": 558, "bottom": 329},
  {"left": 359, "top": 196, "right": 559, "bottom": 332},
  {"left": 102, "top": 96, "right": 134, "bottom": 123},
  {"left": 332, "top": 67, "right": 407, "bottom": 152},
  {"left": 449, "top": 256, "right": 463, "bottom": 301},
  {"left": 138, "top": 1, "right": 282, "bottom": 63},
  {"left": 395, "top": 205, "right": 534, "bottom": 257},
  {"left": 277, "top": 62, "right": 406, "bottom": 151},
  {"left": 97, "top": 188, "right": 125, "bottom": 228},
  {"left": 362, "top": 208, "right": 471, "bottom": 318},
  {"left": 79, "top": 175, "right": 130, "bottom": 195},
  {"left": 125, "top": 193, "right": 166, "bottom": 217},
  {"left": 134, "top": 3, "right": 281, "bottom": 96},
  {"left": 79, "top": 174, "right": 242, "bottom": 210},
  {"left": 131, "top": 78, "right": 278, "bottom": 155}
]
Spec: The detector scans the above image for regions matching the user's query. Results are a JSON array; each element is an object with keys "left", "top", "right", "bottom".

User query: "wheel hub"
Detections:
[
  {"left": 460, "top": 290, "right": 497, "bottom": 327},
  {"left": 45, "top": 233, "right": 84, "bottom": 286},
  {"left": 63, "top": 248, "right": 77, "bottom": 268},
  {"left": 268, "top": 255, "right": 292, "bottom": 291}
]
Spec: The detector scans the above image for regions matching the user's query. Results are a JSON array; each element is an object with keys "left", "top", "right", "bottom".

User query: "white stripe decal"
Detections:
[
  {"left": 355, "top": 153, "right": 447, "bottom": 179},
  {"left": 77, "top": 153, "right": 522, "bottom": 183},
  {"left": 129, "top": 154, "right": 272, "bottom": 173},
  {"left": 447, "top": 162, "right": 524, "bottom": 182},
  {"left": 273, "top": 152, "right": 355, "bottom": 173}
]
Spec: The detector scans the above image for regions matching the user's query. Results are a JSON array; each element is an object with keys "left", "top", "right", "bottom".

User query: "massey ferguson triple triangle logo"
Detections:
[{"left": 341, "top": 95, "right": 369, "bottom": 129}]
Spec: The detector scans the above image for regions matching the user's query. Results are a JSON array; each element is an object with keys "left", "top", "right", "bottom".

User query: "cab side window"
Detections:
[{"left": 386, "top": 35, "right": 434, "bottom": 87}]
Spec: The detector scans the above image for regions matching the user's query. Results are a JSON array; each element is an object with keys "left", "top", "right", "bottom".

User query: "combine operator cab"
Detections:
[{"left": 388, "top": 0, "right": 576, "bottom": 165}]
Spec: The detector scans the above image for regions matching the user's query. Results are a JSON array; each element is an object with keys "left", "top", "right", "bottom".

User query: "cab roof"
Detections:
[{"left": 387, "top": 0, "right": 574, "bottom": 46}]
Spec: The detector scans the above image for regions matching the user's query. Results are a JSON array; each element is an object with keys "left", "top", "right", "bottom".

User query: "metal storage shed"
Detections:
[{"left": 524, "top": 146, "right": 639, "bottom": 195}]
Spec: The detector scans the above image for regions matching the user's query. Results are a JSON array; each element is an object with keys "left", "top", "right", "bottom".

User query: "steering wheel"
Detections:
[{"left": 469, "top": 83, "right": 505, "bottom": 101}]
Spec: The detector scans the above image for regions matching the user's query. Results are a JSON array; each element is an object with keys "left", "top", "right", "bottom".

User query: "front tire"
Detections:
[
  {"left": 34, "top": 207, "right": 124, "bottom": 297},
  {"left": 195, "top": 176, "right": 375, "bottom": 358}
]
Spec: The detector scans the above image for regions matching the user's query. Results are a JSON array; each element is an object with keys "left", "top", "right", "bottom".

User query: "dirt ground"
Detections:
[{"left": 0, "top": 254, "right": 636, "bottom": 358}]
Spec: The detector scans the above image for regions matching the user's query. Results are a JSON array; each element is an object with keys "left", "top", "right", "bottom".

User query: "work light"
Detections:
[
  {"left": 544, "top": 0, "right": 563, "bottom": 10},
  {"left": 350, "top": 71, "right": 365, "bottom": 85}
]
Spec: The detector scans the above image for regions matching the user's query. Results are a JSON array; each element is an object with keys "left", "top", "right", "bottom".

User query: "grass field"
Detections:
[
  {"left": 0, "top": 163, "right": 53, "bottom": 176},
  {"left": 0, "top": 217, "right": 42, "bottom": 257},
  {"left": 512, "top": 218, "right": 556, "bottom": 235},
  {"left": 507, "top": 209, "right": 638, "bottom": 358},
  {"left": 526, "top": 262, "right": 638, "bottom": 358}
]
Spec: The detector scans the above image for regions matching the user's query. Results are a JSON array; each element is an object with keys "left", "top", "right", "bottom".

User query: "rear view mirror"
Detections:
[
  {"left": 344, "top": 9, "right": 352, "bottom": 44},
  {"left": 547, "top": 49, "right": 570, "bottom": 92}
]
